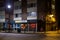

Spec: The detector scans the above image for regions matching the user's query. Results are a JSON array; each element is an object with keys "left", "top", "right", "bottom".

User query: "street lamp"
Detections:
[
  {"left": 7, "top": 5, "right": 11, "bottom": 8},
  {"left": 7, "top": 4, "right": 11, "bottom": 32},
  {"left": 49, "top": 14, "right": 54, "bottom": 17}
]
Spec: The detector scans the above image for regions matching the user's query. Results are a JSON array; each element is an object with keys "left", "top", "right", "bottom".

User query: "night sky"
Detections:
[{"left": 0, "top": 0, "right": 19, "bottom": 7}]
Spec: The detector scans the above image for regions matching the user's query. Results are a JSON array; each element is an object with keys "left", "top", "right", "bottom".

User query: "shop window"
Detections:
[{"left": 30, "top": 23, "right": 36, "bottom": 28}]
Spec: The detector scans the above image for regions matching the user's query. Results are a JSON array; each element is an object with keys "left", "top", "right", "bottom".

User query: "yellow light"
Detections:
[
  {"left": 51, "top": 17, "right": 56, "bottom": 22},
  {"left": 49, "top": 15, "right": 54, "bottom": 17},
  {"left": 46, "top": 14, "right": 56, "bottom": 22}
]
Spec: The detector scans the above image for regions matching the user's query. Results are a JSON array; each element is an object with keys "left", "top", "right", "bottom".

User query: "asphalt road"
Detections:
[{"left": 0, "top": 33, "right": 60, "bottom": 40}]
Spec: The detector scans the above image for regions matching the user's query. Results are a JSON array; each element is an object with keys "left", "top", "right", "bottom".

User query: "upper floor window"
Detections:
[
  {"left": 15, "top": 13, "right": 22, "bottom": 18},
  {"left": 27, "top": 3, "right": 36, "bottom": 8},
  {"left": 28, "top": 12, "right": 37, "bottom": 17},
  {"left": 0, "top": 15, "right": 5, "bottom": 19},
  {"left": 0, "top": 7, "right": 5, "bottom": 11},
  {"left": 15, "top": 5, "right": 21, "bottom": 10},
  {"left": 15, "top": 14, "right": 18, "bottom": 18}
]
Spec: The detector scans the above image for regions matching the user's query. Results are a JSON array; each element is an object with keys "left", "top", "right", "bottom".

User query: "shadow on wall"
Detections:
[{"left": 37, "top": 19, "right": 46, "bottom": 32}]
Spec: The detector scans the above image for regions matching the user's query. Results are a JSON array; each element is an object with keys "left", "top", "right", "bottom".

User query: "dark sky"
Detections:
[{"left": 0, "top": 0, "right": 19, "bottom": 7}]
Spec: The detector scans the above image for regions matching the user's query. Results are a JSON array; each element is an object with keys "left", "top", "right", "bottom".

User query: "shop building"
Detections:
[{"left": 0, "top": 0, "right": 58, "bottom": 32}]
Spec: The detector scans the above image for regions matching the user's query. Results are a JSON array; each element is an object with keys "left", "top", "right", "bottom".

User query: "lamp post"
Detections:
[
  {"left": 7, "top": 4, "right": 11, "bottom": 32},
  {"left": 5, "top": 0, "right": 14, "bottom": 33}
]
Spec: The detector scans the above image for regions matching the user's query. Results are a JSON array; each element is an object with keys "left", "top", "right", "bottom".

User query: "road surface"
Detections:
[{"left": 0, "top": 33, "right": 60, "bottom": 40}]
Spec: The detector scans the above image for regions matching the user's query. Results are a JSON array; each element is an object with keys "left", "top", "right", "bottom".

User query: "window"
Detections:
[
  {"left": 27, "top": 3, "right": 36, "bottom": 8},
  {"left": 15, "top": 6, "right": 19, "bottom": 10},
  {"left": 15, "top": 5, "right": 21, "bottom": 10},
  {"left": 31, "top": 12, "right": 37, "bottom": 16},
  {"left": 0, "top": 15, "right": 5, "bottom": 19},
  {"left": 15, "top": 14, "right": 18, "bottom": 18},
  {"left": 28, "top": 12, "right": 37, "bottom": 17},
  {"left": 27, "top": 12, "right": 31, "bottom": 16}
]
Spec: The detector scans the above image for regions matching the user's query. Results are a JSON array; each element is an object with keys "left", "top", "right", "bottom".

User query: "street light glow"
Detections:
[
  {"left": 7, "top": 5, "right": 11, "bottom": 8},
  {"left": 49, "top": 15, "right": 54, "bottom": 17},
  {"left": 48, "top": 14, "right": 54, "bottom": 17}
]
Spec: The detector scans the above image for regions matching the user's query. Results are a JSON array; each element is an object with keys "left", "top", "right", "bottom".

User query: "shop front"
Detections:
[
  {"left": 46, "top": 14, "right": 57, "bottom": 31},
  {"left": 15, "top": 20, "right": 28, "bottom": 33},
  {"left": 27, "top": 20, "right": 37, "bottom": 32}
]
